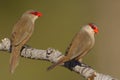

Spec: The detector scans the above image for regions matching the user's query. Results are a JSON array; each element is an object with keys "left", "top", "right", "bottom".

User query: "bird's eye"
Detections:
[
  {"left": 34, "top": 12, "right": 38, "bottom": 15},
  {"left": 91, "top": 26, "right": 96, "bottom": 29}
]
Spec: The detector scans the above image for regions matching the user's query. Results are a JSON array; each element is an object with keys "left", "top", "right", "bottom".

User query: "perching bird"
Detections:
[
  {"left": 47, "top": 23, "right": 98, "bottom": 70},
  {"left": 10, "top": 10, "right": 42, "bottom": 73}
]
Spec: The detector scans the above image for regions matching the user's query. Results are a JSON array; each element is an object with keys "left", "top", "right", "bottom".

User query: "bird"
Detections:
[
  {"left": 10, "top": 10, "right": 42, "bottom": 73},
  {"left": 47, "top": 23, "right": 98, "bottom": 70}
]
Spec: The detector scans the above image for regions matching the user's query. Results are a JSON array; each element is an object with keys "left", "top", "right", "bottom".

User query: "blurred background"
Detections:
[{"left": 0, "top": 0, "right": 119, "bottom": 80}]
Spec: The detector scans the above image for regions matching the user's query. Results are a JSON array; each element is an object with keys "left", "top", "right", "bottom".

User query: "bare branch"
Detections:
[{"left": 0, "top": 38, "right": 118, "bottom": 80}]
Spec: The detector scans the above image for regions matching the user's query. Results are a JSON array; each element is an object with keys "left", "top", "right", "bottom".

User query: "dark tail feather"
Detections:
[
  {"left": 47, "top": 60, "right": 64, "bottom": 71},
  {"left": 47, "top": 56, "right": 70, "bottom": 71},
  {"left": 10, "top": 46, "right": 21, "bottom": 74}
]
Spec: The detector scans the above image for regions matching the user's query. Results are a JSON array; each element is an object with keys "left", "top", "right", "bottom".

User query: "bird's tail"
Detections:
[
  {"left": 47, "top": 57, "right": 69, "bottom": 71},
  {"left": 9, "top": 46, "right": 21, "bottom": 74}
]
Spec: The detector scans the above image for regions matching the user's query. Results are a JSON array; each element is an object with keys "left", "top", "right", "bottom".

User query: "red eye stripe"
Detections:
[
  {"left": 89, "top": 23, "right": 96, "bottom": 29},
  {"left": 30, "top": 11, "right": 42, "bottom": 17}
]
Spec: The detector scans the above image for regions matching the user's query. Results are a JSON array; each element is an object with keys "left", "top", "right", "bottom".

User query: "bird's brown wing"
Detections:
[
  {"left": 65, "top": 30, "right": 94, "bottom": 60},
  {"left": 11, "top": 17, "right": 34, "bottom": 46}
]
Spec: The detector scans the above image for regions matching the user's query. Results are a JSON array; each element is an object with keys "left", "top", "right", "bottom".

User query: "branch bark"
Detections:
[{"left": 0, "top": 38, "right": 118, "bottom": 80}]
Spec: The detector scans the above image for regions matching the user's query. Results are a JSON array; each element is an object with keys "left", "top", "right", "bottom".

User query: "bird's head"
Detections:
[
  {"left": 22, "top": 10, "right": 42, "bottom": 22},
  {"left": 82, "top": 23, "right": 99, "bottom": 35},
  {"left": 88, "top": 23, "right": 99, "bottom": 34}
]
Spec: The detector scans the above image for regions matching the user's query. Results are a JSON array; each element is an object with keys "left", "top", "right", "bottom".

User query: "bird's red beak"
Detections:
[
  {"left": 30, "top": 11, "right": 42, "bottom": 17},
  {"left": 94, "top": 27, "right": 99, "bottom": 34}
]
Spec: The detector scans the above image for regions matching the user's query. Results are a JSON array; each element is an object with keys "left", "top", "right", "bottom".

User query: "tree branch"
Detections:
[{"left": 0, "top": 38, "right": 118, "bottom": 80}]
